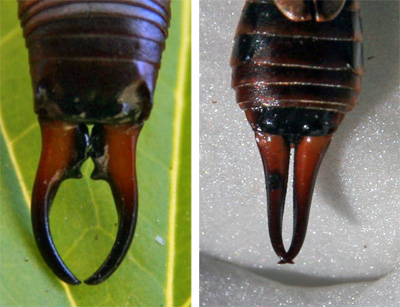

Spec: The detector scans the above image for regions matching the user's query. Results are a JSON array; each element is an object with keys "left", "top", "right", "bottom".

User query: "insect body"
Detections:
[
  {"left": 231, "top": 0, "right": 363, "bottom": 263},
  {"left": 17, "top": 0, "right": 171, "bottom": 285}
]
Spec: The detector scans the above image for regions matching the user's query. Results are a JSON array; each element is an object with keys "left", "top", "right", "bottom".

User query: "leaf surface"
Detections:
[{"left": 0, "top": 1, "right": 191, "bottom": 306}]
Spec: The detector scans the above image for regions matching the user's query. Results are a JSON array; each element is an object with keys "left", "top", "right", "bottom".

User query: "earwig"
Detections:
[
  {"left": 17, "top": 0, "right": 171, "bottom": 285},
  {"left": 231, "top": 0, "right": 363, "bottom": 263}
]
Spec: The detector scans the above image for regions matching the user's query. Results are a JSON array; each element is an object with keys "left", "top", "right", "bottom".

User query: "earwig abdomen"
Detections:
[
  {"left": 17, "top": 0, "right": 171, "bottom": 285},
  {"left": 19, "top": 0, "right": 170, "bottom": 125},
  {"left": 231, "top": 0, "right": 363, "bottom": 263},
  {"left": 231, "top": 0, "right": 363, "bottom": 137}
]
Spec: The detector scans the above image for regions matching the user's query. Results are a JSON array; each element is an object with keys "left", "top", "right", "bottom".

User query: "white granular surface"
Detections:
[{"left": 200, "top": 1, "right": 400, "bottom": 306}]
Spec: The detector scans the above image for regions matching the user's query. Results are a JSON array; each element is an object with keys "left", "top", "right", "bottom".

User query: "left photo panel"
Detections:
[{"left": 0, "top": 0, "right": 191, "bottom": 305}]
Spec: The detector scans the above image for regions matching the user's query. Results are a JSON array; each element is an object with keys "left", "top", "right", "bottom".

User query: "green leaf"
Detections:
[{"left": 0, "top": 1, "right": 191, "bottom": 306}]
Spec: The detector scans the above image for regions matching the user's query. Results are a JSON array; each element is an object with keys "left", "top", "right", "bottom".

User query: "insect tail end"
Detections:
[
  {"left": 284, "top": 134, "right": 333, "bottom": 262},
  {"left": 277, "top": 259, "right": 294, "bottom": 265},
  {"left": 256, "top": 131, "right": 333, "bottom": 263},
  {"left": 85, "top": 124, "right": 142, "bottom": 285},
  {"left": 255, "top": 132, "right": 291, "bottom": 261},
  {"left": 32, "top": 119, "right": 89, "bottom": 285}
]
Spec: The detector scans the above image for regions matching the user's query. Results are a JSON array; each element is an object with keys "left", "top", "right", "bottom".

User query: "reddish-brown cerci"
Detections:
[
  {"left": 231, "top": 0, "right": 363, "bottom": 263},
  {"left": 17, "top": 0, "right": 170, "bottom": 285}
]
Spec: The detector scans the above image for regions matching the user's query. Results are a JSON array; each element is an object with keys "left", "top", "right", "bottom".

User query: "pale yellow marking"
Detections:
[{"left": 165, "top": 0, "right": 191, "bottom": 306}]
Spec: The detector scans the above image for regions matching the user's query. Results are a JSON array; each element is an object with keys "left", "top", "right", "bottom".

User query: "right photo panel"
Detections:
[{"left": 200, "top": 0, "right": 400, "bottom": 305}]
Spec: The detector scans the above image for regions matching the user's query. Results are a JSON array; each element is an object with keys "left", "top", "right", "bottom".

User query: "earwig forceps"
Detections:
[
  {"left": 231, "top": 0, "right": 363, "bottom": 264},
  {"left": 32, "top": 121, "right": 142, "bottom": 285},
  {"left": 17, "top": 0, "right": 171, "bottom": 285}
]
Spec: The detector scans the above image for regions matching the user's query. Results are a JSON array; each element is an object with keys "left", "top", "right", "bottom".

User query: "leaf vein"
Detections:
[
  {"left": 0, "top": 26, "right": 20, "bottom": 46},
  {"left": 182, "top": 296, "right": 192, "bottom": 307},
  {"left": 62, "top": 229, "right": 90, "bottom": 259},
  {"left": 0, "top": 282, "right": 20, "bottom": 305},
  {"left": 83, "top": 164, "right": 102, "bottom": 227},
  {"left": 127, "top": 255, "right": 163, "bottom": 290},
  {"left": 10, "top": 122, "right": 38, "bottom": 145},
  {"left": 165, "top": 0, "right": 191, "bottom": 306},
  {"left": 137, "top": 147, "right": 170, "bottom": 170}
]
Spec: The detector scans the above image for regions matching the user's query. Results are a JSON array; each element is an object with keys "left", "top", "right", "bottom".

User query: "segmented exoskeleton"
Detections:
[
  {"left": 17, "top": 0, "right": 170, "bottom": 285},
  {"left": 231, "top": 0, "right": 363, "bottom": 263}
]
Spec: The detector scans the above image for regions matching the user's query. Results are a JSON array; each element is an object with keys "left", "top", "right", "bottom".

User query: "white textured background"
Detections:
[{"left": 200, "top": 0, "right": 400, "bottom": 305}]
